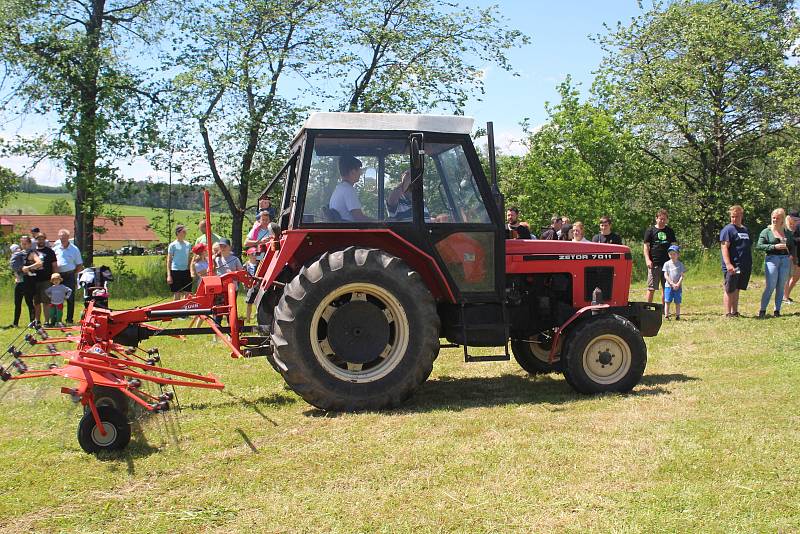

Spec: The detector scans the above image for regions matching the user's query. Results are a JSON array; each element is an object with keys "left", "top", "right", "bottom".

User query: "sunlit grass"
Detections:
[{"left": 0, "top": 276, "right": 798, "bottom": 532}]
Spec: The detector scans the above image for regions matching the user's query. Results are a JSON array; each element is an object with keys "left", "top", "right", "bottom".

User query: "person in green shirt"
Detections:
[
  {"left": 194, "top": 219, "right": 222, "bottom": 246},
  {"left": 756, "top": 208, "right": 796, "bottom": 318}
]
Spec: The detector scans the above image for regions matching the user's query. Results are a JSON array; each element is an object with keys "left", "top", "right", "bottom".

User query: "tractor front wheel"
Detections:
[
  {"left": 271, "top": 247, "right": 440, "bottom": 411},
  {"left": 561, "top": 314, "right": 646, "bottom": 394}
]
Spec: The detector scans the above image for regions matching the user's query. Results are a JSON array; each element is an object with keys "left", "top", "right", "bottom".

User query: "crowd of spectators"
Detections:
[{"left": 7, "top": 202, "right": 800, "bottom": 327}]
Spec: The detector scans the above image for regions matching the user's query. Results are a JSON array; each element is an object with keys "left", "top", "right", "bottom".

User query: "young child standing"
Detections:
[
  {"left": 244, "top": 247, "right": 259, "bottom": 322},
  {"left": 662, "top": 245, "right": 686, "bottom": 320},
  {"left": 45, "top": 272, "right": 73, "bottom": 326}
]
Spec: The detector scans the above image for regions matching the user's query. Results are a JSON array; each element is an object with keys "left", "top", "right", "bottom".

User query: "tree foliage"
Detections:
[
  {"left": 45, "top": 197, "right": 74, "bottom": 215},
  {"left": 594, "top": 0, "right": 800, "bottom": 246},
  {"left": 336, "top": 0, "right": 529, "bottom": 113},
  {"left": 0, "top": 166, "right": 18, "bottom": 208},
  {"left": 0, "top": 0, "right": 165, "bottom": 264},
  {"left": 500, "top": 79, "right": 663, "bottom": 240}
]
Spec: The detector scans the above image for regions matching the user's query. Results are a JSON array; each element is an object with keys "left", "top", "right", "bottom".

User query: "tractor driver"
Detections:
[{"left": 329, "top": 155, "right": 371, "bottom": 222}]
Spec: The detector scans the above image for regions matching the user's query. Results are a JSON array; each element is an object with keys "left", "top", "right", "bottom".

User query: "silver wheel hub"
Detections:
[
  {"left": 310, "top": 283, "right": 409, "bottom": 383},
  {"left": 582, "top": 334, "right": 631, "bottom": 385},
  {"left": 91, "top": 421, "right": 117, "bottom": 447}
]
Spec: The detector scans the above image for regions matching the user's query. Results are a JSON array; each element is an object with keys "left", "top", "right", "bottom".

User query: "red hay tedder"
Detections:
[{"left": 1, "top": 113, "right": 662, "bottom": 453}]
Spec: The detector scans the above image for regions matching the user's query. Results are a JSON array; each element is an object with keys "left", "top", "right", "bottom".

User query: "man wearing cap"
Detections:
[
  {"left": 167, "top": 224, "right": 192, "bottom": 300},
  {"left": 329, "top": 155, "right": 370, "bottom": 222},
  {"left": 52, "top": 229, "right": 83, "bottom": 323},
  {"left": 244, "top": 210, "right": 274, "bottom": 260},
  {"left": 783, "top": 209, "right": 800, "bottom": 303},
  {"left": 720, "top": 205, "right": 752, "bottom": 317}
]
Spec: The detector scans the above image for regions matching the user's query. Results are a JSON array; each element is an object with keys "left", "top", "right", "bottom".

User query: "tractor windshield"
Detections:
[
  {"left": 422, "top": 143, "right": 491, "bottom": 224},
  {"left": 302, "top": 136, "right": 411, "bottom": 223}
]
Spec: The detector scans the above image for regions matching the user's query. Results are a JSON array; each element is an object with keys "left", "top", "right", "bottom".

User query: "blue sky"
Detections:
[
  {"left": 1, "top": 0, "right": 647, "bottom": 186},
  {"left": 465, "top": 0, "right": 645, "bottom": 154}
]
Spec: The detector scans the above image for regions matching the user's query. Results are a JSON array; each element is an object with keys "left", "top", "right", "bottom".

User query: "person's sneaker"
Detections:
[
  {"left": 784, "top": 298, "right": 794, "bottom": 304},
  {"left": 758, "top": 310, "right": 767, "bottom": 319},
  {"left": 675, "top": 315, "right": 680, "bottom": 321},
  {"left": 774, "top": 310, "right": 781, "bottom": 317},
  {"left": 732, "top": 312, "right": 740, "bottom": 317}
]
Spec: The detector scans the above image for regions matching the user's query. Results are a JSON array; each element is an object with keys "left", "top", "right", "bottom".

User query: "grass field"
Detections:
[
  {"left": 0, "top": 274, "right": 798, "bottom": 533},
  {"left": 6, "top": 192, "right": 203, "bottom": 222}
]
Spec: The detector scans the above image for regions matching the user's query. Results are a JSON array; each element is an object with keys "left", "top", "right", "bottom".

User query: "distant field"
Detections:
[
  {"left": 4, "top": 192, "right": 236, "bottom": 240},
  {"left": 6, "top": 192, "right": 205, "bottom": 222}
]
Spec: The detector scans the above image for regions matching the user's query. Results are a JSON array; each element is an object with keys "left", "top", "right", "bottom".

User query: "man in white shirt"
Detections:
[
  {"left": 329, "top": 155, "right": 370, "bottom": 221},
  {"left": 52, "top": 229, "right": 84, "bottom": 323}
]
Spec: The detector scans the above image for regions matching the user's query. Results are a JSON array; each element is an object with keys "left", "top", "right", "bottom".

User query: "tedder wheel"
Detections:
[
  {"left": 83, "top": 386, "right": 129, "bottom": 416},
  {"left": 561, "top": 314, "right": 646, "bottom": 394},
  {"left": 510, "top": 330, "right": 562, "bottom": 375},
  {"left": 77, "top": 406, "right": 131, "bottom": 453},
  {"left": 271, "top": 247, "right": 440, "bottom": 411}
]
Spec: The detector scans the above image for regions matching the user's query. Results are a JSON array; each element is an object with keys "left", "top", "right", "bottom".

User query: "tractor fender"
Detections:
[{"left": 253, "top": 229, "right": 456, "bottom": 310}]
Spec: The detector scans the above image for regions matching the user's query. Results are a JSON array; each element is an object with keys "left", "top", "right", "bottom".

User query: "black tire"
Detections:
[
  {"left": 561, "top": 314, "right": 647, "bottom": 394},
  {"left": 77, "top": 406, "right": 131, "bottom": 453},
  {"left": 83, "top": 386, "right": 129, "bottom": 416},
  {"left": 271, "top": 247, "right": 440, "bottom": 411},
  {"left": 510, "top": 330, "right": 562, "bottom": 375}
]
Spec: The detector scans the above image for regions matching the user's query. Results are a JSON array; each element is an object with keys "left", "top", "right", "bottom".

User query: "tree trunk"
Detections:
[
  {"left": 73, "top": 0, "right": 104, "bottom": 267},
  {"left": 231, "top": 210, "right": 244, "bottom": 256}
]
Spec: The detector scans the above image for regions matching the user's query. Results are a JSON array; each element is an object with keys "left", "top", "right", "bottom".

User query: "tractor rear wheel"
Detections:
[
  {"left": 511, "top": 330, "right": 562, "bottom": 375},
  {"left": 271, "top": 247, "right": 440, "bottom": 411},
  {"left": 561, "top": 314, "right": 646, "bottom": 394}
]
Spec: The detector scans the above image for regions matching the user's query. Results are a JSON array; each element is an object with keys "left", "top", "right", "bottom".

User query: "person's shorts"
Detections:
[
  {"left": 664, "top": 285, "right": 682, "bottom": 303},
  {"left": 169, "top": 269, "right": 192, "bottom": 293},
  {"left": 246, "top": 286, "right": 258, "bottom": 304},
  {"left": 723, "top": 267, "right": 751, "bottom": 293},
  {"left": 647, "top": 265, "right": 666, "bottom": 291},
  {"left": 34, "top": 281, "right": 51, "bottom": 305}
]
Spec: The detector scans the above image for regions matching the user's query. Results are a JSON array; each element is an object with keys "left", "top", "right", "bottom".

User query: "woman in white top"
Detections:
[{"left": 571, "top": 221, "right": 591, "bottom": 242}]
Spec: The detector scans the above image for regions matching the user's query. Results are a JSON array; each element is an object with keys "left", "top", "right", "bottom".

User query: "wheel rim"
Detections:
[
  {"left": 529, "top": 331, "right": 561, "bottom": 363},
  {"left": 310, "top": 282, "right": 409, "bottom": 383},
  {"left": 581, "top": 334, "right": 631, "bottom": 384},
  {"left": 91, "top": 422, "right": 118, "bottom": 447}
]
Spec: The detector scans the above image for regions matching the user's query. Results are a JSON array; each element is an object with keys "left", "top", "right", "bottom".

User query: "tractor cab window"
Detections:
[
  {"left": 302, "top": 136, "right": 410, "bottom": 223},
  {"left": 422, "top": 143, "right": 491, "bottom": 224}
]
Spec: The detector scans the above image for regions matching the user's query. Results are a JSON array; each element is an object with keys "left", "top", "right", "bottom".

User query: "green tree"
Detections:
[
  {"left": 594, "top": 0, "right": 800, "bottom": 246},
  {"left": 0, "top": 0, "right": 165, "bottom": 264},
  {"left": 0, "top": 166, "right": 18, "bottom": 208},
  {"left": 501, "top": 78, "right": 662, "bottom": 240},
  {"left": 170, "top": 0, "right": 326, "bottom": 254},
  {"left": 336, "top": 0, "right": 529, "bottom": 113},
  {"left": 45, "top": 197, "right": 74, "bottom": 215}
]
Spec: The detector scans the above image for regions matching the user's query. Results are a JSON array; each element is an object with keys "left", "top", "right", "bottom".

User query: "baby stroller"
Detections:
[{"left": 78, "top": 266, "right": 114, "bottom": 309}]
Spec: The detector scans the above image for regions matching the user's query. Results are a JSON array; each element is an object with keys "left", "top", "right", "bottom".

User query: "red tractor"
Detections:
[{"left": 252, "top": 112, "right": 662, "bottom": 411}]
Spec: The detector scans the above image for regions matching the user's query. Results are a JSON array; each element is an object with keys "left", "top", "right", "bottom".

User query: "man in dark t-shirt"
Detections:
[
  {"left": 540, "top": 216, "right": 562, "bottom": 240},
  {"left": 643, "top": 209, "right": 677, "bottom": 304},
  {"left": 506, "top": 207, "right": 532, "bottom": 239},
  {"left": 592, "top": 215, "right": 623, "bottom": 245},
  {"left": 720, "top": 204, "right": 752, "bottom": 317},
  {"left": 33, "top": 233, "right": 58, "bottom": 324}
]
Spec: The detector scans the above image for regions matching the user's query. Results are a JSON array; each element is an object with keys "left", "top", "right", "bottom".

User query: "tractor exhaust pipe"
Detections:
[{"left": 486, "top": 122, "right": 504, "bottom": 224}]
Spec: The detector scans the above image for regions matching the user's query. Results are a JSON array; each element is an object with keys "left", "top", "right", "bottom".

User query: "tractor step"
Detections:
[{"left": 464, "top": 352, "right": 510, "bottom": 363}]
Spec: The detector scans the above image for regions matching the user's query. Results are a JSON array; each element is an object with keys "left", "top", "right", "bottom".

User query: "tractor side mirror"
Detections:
[{"left": 409, "top": 133, "right": 424, "bottom": 176}]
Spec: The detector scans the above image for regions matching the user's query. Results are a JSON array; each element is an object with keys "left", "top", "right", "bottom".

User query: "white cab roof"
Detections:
[{"left": 296, "top": 112, "right": 475, "bottom": 139}]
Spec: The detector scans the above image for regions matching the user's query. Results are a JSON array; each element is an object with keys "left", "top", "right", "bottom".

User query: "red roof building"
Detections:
[{"left": 0, "top": 215, "right": 159, "bottom": 251}]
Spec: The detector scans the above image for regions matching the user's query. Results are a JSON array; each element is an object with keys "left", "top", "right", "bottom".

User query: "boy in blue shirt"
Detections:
[{"left": 662, "top": 245, "right": 686, "bottom": 320}]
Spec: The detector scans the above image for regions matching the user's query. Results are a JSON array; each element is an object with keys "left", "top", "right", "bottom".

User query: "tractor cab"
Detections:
[{"left": 269, "top": 112, "right": 504, "bottom": 305}]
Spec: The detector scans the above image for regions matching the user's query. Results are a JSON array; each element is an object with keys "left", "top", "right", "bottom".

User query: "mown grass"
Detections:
[{"left": 0, "top": 278, "right": 798, "bottom": 532}]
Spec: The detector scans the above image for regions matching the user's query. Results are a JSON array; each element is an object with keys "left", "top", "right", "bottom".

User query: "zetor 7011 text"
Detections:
[{"left": 252, "top": 112, "right": 663, "bottom": 411}]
